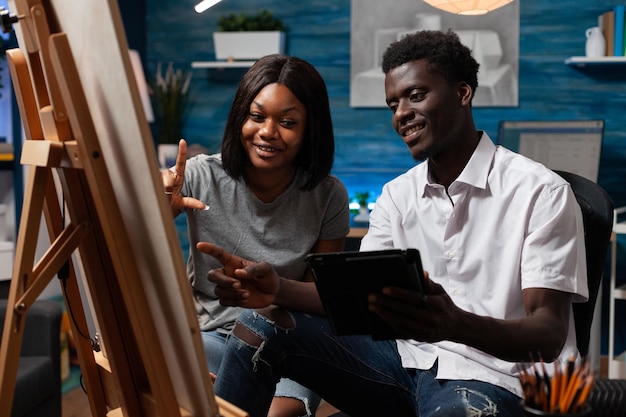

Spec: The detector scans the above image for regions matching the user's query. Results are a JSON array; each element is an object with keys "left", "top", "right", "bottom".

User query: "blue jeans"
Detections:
[
  {"left": 214, "top": 309, "right": 524, "bottom": 417},
  {"left": 203, "top": 328, "right": 321, "bottom": 416}
]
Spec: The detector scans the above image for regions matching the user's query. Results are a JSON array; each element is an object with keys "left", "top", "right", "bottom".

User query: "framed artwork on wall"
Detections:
[{"left": 350, "top": 0, "right": 520, "bottom": 108}]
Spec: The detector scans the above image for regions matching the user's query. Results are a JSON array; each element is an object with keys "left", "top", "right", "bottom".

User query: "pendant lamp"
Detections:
[{"left": 422, "top": 0, "right": 513, "bottom": 15}]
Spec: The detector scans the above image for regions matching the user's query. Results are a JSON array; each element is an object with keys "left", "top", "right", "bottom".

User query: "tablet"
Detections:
[{"left": 305, "top": 249, "right": 426, "bottom": 340}]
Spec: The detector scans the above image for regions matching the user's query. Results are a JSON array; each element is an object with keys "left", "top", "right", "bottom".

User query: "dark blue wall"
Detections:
[
  {"left": 146, "top": 0, "right": 626, "bottom": 205},
  {"left": 143, "top": 0, "right": 626, "bottom": 356},
  {"left": 118, "top": 1, "right": 146, "bottom": 54}
]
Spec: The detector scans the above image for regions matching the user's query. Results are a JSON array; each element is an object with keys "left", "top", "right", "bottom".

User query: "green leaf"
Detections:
[{"left": 217, "top": 10, "right": 286, "bottom": 32}]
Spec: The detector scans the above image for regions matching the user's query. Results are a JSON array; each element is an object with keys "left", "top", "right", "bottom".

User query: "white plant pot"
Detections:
[
  {"left": 213, "top": 31, "right": 286, "bottom": 60},
  {"left": 353, "top": 206, "right": 370, "bottom": 224}
]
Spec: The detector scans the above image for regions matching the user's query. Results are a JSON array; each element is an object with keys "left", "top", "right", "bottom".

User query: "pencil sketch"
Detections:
[{"left": 350, "top": 0, "right": 519, "bottom": 108}]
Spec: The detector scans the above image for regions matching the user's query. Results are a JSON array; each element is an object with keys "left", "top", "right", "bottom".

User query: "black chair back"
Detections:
[{"left": 554, "top": 170, "right": 614, "bottom": 356}]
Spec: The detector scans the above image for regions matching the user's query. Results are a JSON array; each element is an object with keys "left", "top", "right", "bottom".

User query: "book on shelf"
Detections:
[
  {"left": 614, "top": 4, "right": 625, "bottom": 56},
  {"left": 596, "top": 5, "right": 626, "bottom": 57},
  {"left": 600, "top": 9, "right": 615, "bottom": 56}
]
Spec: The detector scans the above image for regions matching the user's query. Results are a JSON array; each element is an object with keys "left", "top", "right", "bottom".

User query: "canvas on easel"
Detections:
[{"left": 0, "top": 0, "right": 247, "bottom": 416}]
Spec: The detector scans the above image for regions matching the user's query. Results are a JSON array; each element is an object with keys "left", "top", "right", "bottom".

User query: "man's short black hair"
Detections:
[{"left": 382, "top": 30, "right": 479, "bottom": 95}]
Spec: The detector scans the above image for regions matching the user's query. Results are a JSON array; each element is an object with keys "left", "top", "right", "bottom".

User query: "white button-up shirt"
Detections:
[{"left": 360, "top": 133, "right": 587, "bottom": 397}]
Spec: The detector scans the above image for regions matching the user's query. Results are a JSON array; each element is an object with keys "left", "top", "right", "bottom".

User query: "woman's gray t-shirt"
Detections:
[{"left": 181, "top": 154, "right": 350, "bottom": 332}]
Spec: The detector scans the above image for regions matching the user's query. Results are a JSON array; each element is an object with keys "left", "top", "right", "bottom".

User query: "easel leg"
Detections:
[
  {"left": 41, "top": 174, "right": 109, "bottom": 417},
  {"left": 0, "top": 163, "right": 51, "bottom": 416}
]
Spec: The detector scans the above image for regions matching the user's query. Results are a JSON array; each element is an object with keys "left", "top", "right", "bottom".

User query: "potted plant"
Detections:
[
  {"left": 213, "top": 10, "right": 286, "bottom": 61},
  {"left": 353, "top": 191, "right": 371, "bottom": 223},
  {"left": 151, "top": 62, "right": 192, "bottom": 167}
]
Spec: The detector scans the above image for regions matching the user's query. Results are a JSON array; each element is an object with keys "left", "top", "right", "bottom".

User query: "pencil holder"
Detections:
[
  {"left": 518, "top": 357, "right": 594, "bottom": 416},
  {"left": 521, "top": 401, "right": 591, "bottom": 416}
]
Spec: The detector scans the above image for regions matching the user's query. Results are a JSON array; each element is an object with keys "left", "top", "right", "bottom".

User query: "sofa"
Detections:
[{"left": 0, "top": 299, "right": 63, "bottom": 417}]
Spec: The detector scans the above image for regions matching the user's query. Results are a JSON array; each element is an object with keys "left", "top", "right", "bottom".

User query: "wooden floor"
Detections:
[
  {"left": 62, "top": 387, "right": 91, "bottom": 417},
  {"left": 61, "top": 387, "right": 341, "bottom": 417}
]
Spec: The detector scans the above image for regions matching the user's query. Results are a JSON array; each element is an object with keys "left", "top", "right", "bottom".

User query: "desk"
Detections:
[
  {"left": 348, "top": 227, "right": 367, "bottom": 238},
  {"left": 346, "top": 228, "right": 367, "bottom": 251}
]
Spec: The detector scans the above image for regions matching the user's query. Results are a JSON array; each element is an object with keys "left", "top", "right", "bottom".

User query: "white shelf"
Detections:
[
  {"left": 191, "top": 61, "right": 256, "bottom": 69},
  {"left": 565, "top": 56, "right": 626, "bottom": 67},
  {"left": 0, "top": 241, "right": 14, "bottom": 281},
  {"left": 609, "top": 351, "right": 626, "bottom": 379},
  {"left": 614, "top": 221, "right": 626, "bottom": 235},
  {"left": 615, "top": 283, "right": 626, "bottom": 300},
  {"left": 609, "top": 208, "right": 626, "bottom": 379}
]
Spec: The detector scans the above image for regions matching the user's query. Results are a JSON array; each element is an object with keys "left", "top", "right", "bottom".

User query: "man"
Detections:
[{"left": 201, "top": 30, "right": 587, "bottom": 417}]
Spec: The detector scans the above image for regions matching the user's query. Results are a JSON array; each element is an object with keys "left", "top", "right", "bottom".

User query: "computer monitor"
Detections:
[{"left": 497, "top": 120, "right": 604, "bottom": 182}]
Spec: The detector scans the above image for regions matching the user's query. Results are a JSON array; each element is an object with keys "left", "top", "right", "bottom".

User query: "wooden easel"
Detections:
[{"left": 0, "top": 1, "right": 247, "bottom": 416}]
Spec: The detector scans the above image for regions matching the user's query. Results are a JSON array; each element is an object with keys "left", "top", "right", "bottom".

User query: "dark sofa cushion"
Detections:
[
  {"left": 0, "top": 299, "right": 63, "bottom": 417},
  {"left": 12, "top": 357, "right": 55, "bottom": 416}
]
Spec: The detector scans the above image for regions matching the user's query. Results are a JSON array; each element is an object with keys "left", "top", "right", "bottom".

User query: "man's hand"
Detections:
[
  {"left": 367, "top": 272, "right": 456, "bottom": 342},
  {"left": 197, "top": 242, "right": 281, "bottom": 309}
]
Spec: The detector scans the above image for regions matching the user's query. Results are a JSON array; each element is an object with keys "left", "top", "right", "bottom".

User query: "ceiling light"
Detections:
[
  {"left": 422, "top": 0, "right": 513, "bottom": 15},
  {"left": 194, "top": 0, "right": 223, "bottom": 14}
]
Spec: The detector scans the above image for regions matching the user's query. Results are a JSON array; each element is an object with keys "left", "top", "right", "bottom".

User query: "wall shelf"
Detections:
[
  {"left": 564, "top": 56, "right": 626, "bottom": 80},
  {"left": 565, "top": 56, "right": 626, "bottom": 67},
  {"left": 190, "top": 61, "right": 255, "bottom": 82},
  {"left": 191, "top": 61, "right": 255, "bottom": 69}
]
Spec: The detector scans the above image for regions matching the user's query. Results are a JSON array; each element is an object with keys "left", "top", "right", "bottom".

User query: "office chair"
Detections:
[
  {"left": 553, "top": 170, "right": 626, "bottom": 417},
  {"left": 553, "top": 170, "right": 614, "bottom": 358}
]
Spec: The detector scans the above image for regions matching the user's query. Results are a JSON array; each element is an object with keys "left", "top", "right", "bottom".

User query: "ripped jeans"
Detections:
[{"left": 214, "top": 308, "right": 524, "bottom": 417}]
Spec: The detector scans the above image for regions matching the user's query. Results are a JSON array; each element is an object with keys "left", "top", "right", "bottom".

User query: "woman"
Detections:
[{"left": 162, "top": 54, "right": 350, "bottom": 417}]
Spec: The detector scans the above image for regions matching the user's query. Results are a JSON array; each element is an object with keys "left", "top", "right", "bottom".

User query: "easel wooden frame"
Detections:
[{"left": 0, "top": 1, "right": 247, "bottom": 416}]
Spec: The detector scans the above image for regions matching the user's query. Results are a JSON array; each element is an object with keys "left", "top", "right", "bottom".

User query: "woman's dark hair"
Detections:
[
  {"left": 382, "top": 30, "right": 479, "bottom": 99},
  {"left": 221, "top": 54, "right": 335, "bottom": 190}
]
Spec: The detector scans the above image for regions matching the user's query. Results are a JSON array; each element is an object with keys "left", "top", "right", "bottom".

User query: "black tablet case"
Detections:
[{"left": 306, "top": 249, "right": 425, "bottom": 340}]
